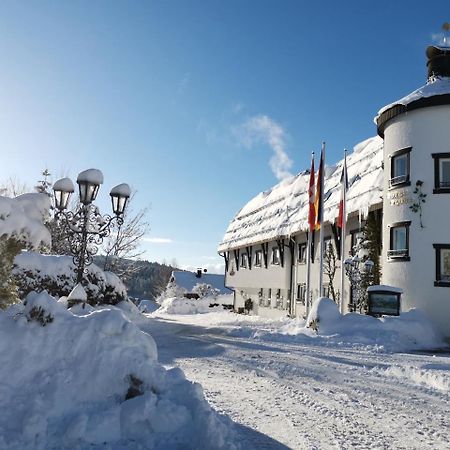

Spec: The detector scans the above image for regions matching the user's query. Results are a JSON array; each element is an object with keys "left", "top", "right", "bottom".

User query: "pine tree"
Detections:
[{"left": 361, "top": 210, "right": 382, "bottom": 286}]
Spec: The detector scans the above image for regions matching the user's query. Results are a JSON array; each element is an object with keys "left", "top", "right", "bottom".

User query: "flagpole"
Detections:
[
  {"left": 306, "top": 151, "right": 315, "bottom": 315},
  {"left": 306, "top": 230, "right": 311, "bottom": 315},
  {"left": 318, "top": 142, "right": 325, "bottom": 298},
  {"left": 340, "top": 150, "right": 347, "bottom": 313}
]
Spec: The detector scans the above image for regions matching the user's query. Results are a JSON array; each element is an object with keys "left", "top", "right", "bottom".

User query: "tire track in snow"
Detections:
[{"left": 146, "top": 319, "right": 450, "bottom": 450}]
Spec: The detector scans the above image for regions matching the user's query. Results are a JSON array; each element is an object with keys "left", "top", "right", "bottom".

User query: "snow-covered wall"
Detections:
[{"left": 382, "top": 104, "right": 450, "bottom": 337}]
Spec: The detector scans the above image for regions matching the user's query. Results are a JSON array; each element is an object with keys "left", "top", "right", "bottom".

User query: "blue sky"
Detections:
[{"left": 0, "top": 1, "right": 448, "bottom": 272}]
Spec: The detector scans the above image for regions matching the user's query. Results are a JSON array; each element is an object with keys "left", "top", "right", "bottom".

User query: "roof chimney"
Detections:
[
  {"left": 427, "top": 45, "right": 450, "bottom": 79},
  {"left": 427, "top": 23, "right": 450, "bottom": 80}
]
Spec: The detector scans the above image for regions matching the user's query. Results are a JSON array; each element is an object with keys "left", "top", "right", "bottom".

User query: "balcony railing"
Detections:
[
  {"left": 387, "top": 249, "right": 408, "bottom": 259},
  {"left": 389, "top": 174, "right": 408, "bottom": 187}
]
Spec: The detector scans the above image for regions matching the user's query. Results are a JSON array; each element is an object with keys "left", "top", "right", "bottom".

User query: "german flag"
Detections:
[
  {"left": 314, "top": 143, "right": 325, "bottom": 230},
  {"left": 336, "top": 151, "right": 348, "bottom": 229},
  {"left": 308, "top": 153, "right": 315, "bottom": 232}
]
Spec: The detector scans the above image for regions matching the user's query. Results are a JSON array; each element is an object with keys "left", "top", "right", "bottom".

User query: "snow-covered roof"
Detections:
[
  {"left": 218, "top": 136, "right": 383, "bottom": 252},
  {"left": 171, "top": 271, "right": 232, "bottom": 294},
  {"left": 376, "top": 77, "right": 450, "bottom": 123}
]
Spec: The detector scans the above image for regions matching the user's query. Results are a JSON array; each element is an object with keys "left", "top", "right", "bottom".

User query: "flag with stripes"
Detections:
[
  {"left": 314, "top": 144, "right": 325, "bottom": 230},
  {"left": 336, "top": 152, "right": 348, "bottom": 228},
  {"left": 308, "top": 153, "right": 315, "bottom": 232}
]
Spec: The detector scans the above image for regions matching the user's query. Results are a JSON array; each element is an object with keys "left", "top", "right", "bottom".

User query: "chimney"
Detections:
[
  {"left": 196, "top": 268, "right": 202, "bottom": 278},
  {"left": 427, "top": 23, "right": 450, "bottom": 80},
  {"left": 427, "top": 45, "right": 450, "bottom": 80}
]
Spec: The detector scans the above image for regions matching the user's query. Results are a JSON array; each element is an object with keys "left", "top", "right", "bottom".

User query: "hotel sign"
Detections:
[{"left": 388, "top": 189, "right": 411, "bottom": 206}]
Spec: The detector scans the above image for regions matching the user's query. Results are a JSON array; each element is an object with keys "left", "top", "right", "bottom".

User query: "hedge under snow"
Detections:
[{"left": 0, "top": 193, "right": 51, "bottom": 249}]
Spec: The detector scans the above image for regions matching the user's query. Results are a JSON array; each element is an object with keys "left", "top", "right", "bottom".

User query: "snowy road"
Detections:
[{"left": 141, "top": 314, "right": 450, "bottom": 450}]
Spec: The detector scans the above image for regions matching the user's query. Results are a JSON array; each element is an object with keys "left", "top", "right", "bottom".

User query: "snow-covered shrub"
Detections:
[
  {"left": 13, "top": 252, "right": 128, "bottom": 306},
  {"left": 0, "top": 294, "right": 239, "bottom": 448},
  {"left": 157, "top": 296, "right": 224, "bottom": 315},
  {"left": 157, "top": 282, "right": 186, "bottom": 303},
  {"left": 0, "top": 194, "right": 51, "bottom": 308},
  {"left": 306, "top": 297, "right": 340, "bottom": 333},
  {"left": 192, "top": 282, "right": 220, "bottom": 299}
]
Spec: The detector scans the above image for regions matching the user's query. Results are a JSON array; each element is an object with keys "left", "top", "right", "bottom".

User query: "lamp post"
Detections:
[
  {"left": 344, "top": 255, "right": 374, "bottom": 313},
  {"left": 53, "top": 169, "right": 131, "bottom": 283}
]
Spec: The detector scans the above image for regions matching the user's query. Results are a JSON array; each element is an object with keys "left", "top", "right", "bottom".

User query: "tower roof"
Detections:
[{"left": 376, "top": 44, "right": 450, "bottom": 137}]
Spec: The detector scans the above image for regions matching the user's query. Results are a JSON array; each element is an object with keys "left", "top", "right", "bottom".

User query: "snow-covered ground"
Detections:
[
  {"left": 144, "top": 308, "right": 450, "bottom": 449},
  {"left": 0, "top": 295, "right": 240, "bottom": 450}
]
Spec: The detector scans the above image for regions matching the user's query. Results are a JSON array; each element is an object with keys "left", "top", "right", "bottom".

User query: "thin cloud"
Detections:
[
  {"left": 234, "top": 114, "right": 293, "bottom": 181},
  {"left": 143, "top": 237, "right": 173, "bottom": 244}
]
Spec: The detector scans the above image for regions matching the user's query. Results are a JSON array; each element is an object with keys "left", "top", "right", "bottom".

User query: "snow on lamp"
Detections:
[
  {"left": 53, "top": 177, "right": 75, "bottom": 211},
  {"left": 76, "top": 169, "right": 104, "bottom": 205},
  {"left": 110, "top": 183, "right": 131, "bottom": 216}
]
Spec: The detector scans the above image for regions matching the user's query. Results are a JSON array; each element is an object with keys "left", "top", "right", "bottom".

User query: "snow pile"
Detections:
[
  {"left": 13, "top": 252, "right": 127, "bottom": 305},
  {"left": 156, "top": 296, "right": 226, "bottom": 315},
  {"left": 0, "top": 193, "right": 51, "bottom": 248},
  {"left": 0, "top": 292, "right": 238, "bottom": 449},
  {"left": 295, "top": 298, "right": 444, "bottom": 352},
  {"left": 210, "top": 298, "right": 445, "bottom": 352},
  {"left": 138, "top": 299, "right": 160, "bottom": 313},
  {"left": 218, "top": 136, "right": 383, "bottom": 251},
  {"left": 378, "top": 364, "right": 450, "bottom": 392}
]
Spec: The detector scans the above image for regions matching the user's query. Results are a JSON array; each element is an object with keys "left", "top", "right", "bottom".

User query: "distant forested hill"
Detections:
[{"left": 94, "top": 256, "right": 177, "bottom": 300}]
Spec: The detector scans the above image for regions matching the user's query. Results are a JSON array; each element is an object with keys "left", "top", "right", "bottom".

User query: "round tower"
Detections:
[{"left": 376, "top": 39, "right": 450, "bottom": 338}]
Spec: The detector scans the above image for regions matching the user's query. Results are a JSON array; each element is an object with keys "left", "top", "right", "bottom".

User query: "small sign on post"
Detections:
[{"left": 367, "top": 285, "right": 402, "bottom": 317}]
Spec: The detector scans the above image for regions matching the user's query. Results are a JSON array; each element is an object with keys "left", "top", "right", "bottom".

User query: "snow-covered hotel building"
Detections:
[{"left": 218, "top": 43, "right": 450, "bottom": 339}]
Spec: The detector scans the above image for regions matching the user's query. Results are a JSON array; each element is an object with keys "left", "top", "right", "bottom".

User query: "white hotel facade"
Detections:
[{"left": 218, "top": 43, "right": 450, "bottom": 339}]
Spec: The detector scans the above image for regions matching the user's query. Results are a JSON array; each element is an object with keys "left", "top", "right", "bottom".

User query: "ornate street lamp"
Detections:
[
  {"left": 344, "top": 254, "right": 374, "bottom": 313},
  {"left": 53, "top": 169, "right": 130, "bottom": 284}
]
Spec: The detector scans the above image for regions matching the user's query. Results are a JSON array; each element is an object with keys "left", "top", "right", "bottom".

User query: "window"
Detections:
[
  {"left": 276, "top": 289, "right": 282, "bottom": 308},
  {"left": 272, "top": 247, "right": 281, "bottom": 265},
  {"left": 296, "top": 283, "right": 306, "bottom": 303},
  {"left": 254, "top": 250, "right": 262, "bottom": 267},
  {"left": 263, "top": 289, "right": 271, "bottom": 307},
  {"left": 322, "top": 284, "right": 331, "bottom": 298},
  {"left": 390, "top": 147, "right": 411, "bottom": 188},
  {"left": 298, "top": 243, "right": 307, "bottom": 264},
  {"left": 258, "top": 289, "right": 264, "bottom": 306},
  {"left": 388, "top": 221, "right": 411, "bottom": 261},
  {"left": 433, "top": 244, "right": 450, "bottom": 287},
  {"left": 432, "top": 153, "right": 450, "bottom": 193},
  {"left": 240, "top": 253, "right": 248, "bottom": 269}
]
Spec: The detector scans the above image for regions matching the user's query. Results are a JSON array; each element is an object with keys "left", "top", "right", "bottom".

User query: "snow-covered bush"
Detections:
[
  {"left": 192, "top": 282, "right": 221, "bottom": 299},
  {"left": 0, "top": 194, "right": 51, "bottom": 308},
  {"left": 0, "top": 293, "right": 238, "bottom": 449},
  {"left": 157, "top": 282, "right": 186, "bottom": 303},
  {"left": 306, "top": 297, "right": 340, "bottom": 333},
  {"left": 13, "top": 252, "right": 128, "bottom": 306},
  {"left": 157, "top": 296, "right": 224, "bottom": 315}
]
